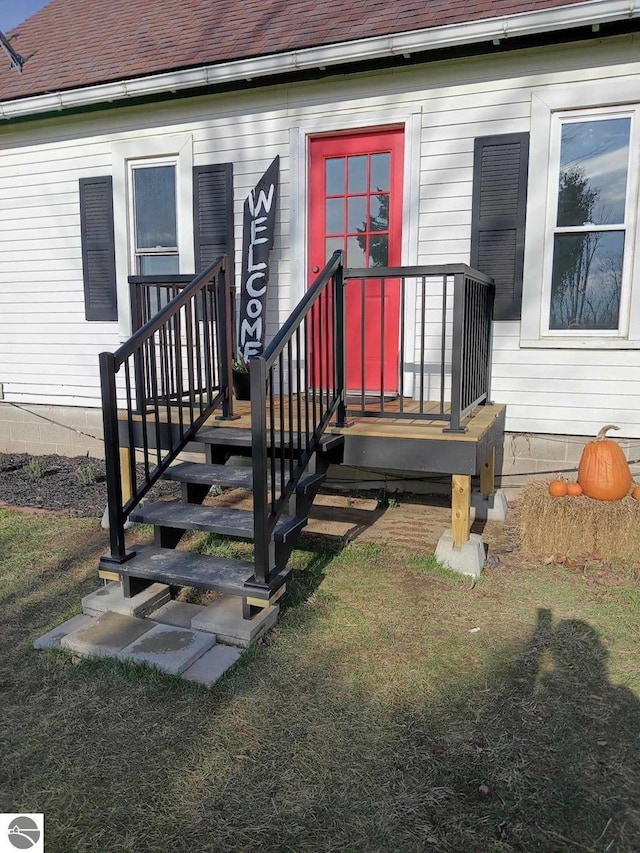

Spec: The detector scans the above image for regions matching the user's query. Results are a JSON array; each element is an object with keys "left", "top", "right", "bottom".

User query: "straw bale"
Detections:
[{"left": 519, "top": 480, "right": 640, "bottom": 560}]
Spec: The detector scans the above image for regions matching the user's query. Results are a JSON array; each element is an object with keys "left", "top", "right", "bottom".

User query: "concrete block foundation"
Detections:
[
  {"left": 191, "top": 596, "right": 280, "bottom": 647},
  {"left": 82, "top": 581, "right": 170, "bottom": 619},
  {"left": 435, "top": 530, "right": 485, "bottom": 578}
]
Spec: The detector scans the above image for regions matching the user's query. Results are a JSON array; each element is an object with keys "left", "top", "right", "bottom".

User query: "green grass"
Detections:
[{"left": 1, "top": 508, "right": 640, "bottom": 852}]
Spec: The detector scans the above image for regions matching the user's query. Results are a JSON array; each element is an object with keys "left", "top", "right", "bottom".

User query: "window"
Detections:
[
  {"left": 129, "top": 159, "right": 180, "bottom": 275},
  {"left": 522, "top": 80, "right": 640, "bottom": 348},
  {"left": 111, "top": 135, "right": 194, "bottom": 335},
  {"left": 547, "top": 111, "right": 635, "bottom": 334}
]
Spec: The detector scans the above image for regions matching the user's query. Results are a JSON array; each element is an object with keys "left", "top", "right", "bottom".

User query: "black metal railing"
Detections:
[
  {"left": 250, "top": 250, "right": 347, "bottom": 584},
  {"left": 129, "top": 274, "right": 195, "bottom": 332},
  {"left": 100, "top": 256, "right": 234, "bottom": 565},
  {"left": 449, "top": 268, "right": 495, "bottom": 432},
  {"left": 343, "top": 264, "right": 494, "bottom": 433}
]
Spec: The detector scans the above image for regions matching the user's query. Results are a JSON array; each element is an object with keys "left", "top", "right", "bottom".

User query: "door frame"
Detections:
[{"left": 290, "top": 108, "right": 422, "bottom": 396}]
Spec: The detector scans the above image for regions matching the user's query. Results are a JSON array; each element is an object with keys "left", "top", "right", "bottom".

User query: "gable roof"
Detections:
[{"left": 0, "top": 0, "right": 636, "bottom": 114}]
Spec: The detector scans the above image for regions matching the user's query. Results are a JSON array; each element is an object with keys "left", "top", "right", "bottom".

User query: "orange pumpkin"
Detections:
[
  {"left": 577, "top": 424, "right": 632, "bottom": 501},
  {"left": 549, "top": 480, "right": 568, "bottom": 497},
  {"left": 632, "top": 485, "right": 640, "bottom": 501},
  {"left": 567, "top": 482, "right": 583, "bottom": 497}
]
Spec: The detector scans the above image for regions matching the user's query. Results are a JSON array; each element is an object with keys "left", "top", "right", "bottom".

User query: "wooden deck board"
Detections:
[{"left": 119, "top": 396, "right": 505, "bottom": 447}]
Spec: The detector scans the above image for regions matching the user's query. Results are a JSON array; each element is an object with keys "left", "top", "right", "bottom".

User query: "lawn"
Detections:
[{"left": 1, "top": 505, "right": 640, "bottom": 852}]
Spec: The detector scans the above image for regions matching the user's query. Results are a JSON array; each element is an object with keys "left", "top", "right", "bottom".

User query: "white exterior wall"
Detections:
[{"left": 1, "top": 33, "right": 640, "bottom": 435}]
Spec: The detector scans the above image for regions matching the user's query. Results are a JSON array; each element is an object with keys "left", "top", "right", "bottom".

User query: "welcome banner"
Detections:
[{"left": 238, "top": 156, "right": 279, "bottom": 360}]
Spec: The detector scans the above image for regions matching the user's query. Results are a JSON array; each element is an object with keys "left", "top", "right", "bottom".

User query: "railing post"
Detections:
[
  {"left": 333, "top": 251, "right": 352, "bottom": 428},
  {"left": 216, "top": 259, "right": 239, "bottom": 421},
  {"left": 443, "top": 272, "right": 467, "bottom": 434},
  {"left": 129, "top": 279, "right": 146, "bottom": 412},
  {"left": 484, "top": 279, "right": 495, "bottom": 406},
  {"left": 99, "top": 352, "right": 134, "bottom": 565},
  {"left": 250, "top": 357, "right": 271, "bottom": 585}
]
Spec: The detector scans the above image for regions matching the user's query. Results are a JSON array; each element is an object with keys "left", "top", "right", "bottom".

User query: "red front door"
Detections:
[{"left": 309, "top": 128, "right": 404, "bottom": 393}]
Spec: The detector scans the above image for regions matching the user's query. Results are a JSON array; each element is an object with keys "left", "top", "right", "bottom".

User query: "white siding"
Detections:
[{"left": 1, "top": 33, "right": 640, "bottom": 434}]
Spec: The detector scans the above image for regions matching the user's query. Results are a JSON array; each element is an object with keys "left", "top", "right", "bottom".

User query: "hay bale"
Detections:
[{"left": 519, "top": 480, "right": 640, "bottom": 561}]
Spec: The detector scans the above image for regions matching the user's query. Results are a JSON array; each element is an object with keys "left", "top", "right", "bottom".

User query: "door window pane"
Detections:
[
  {"left": 325, "top": 236, "right": 344, "bottom": 262},
  {"left": 368, "top": 234, "right": 388, "bottom": 267},
  {"left": 347, "top": 196, "right": 367, "bottom": 232},
  {"left": 133, "top": 165, "right": 177, "bottom": 249},
  {"left": 347, "top": 235, "right": 367, "bottom": 267},
  {"left": 325, "top": 158, "right": 345, "bottom": 194},
  {"left": 325, "top": 198, "right": 344, "bottom": 234},
  {"left": 549, "top": 230, "right": 624, "bottom": 330},
  {"left": 369, "top": 194, "right": 389, "bottom": 231},
  {"left": 347, "top": 156, "right": 367, "bottom": 193},
  {"left": 370, "top": 153, "right": 390, "bottom": 191},
  {"left": 557, "top": 118, "right": 630, "bottom": 227}
]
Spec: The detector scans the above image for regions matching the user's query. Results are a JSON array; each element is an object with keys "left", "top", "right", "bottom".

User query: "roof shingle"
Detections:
[{"left": 0, "top": 0, "right": 599, "bottom": 103}]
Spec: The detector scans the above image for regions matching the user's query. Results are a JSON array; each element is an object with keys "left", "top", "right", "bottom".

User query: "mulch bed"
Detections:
[{"left": 0, "top": 453, "right": 178, "bottom": 518}]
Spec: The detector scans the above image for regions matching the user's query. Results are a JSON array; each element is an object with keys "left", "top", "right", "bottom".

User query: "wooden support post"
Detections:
[
  {"left": 452, "top": 474, "right": 471, "bottom": 548},
  {"left": 480, "top": 448, "right": 496, "bottom": 500},
  {"left": 119, "top": 446, "right": 133, "bottom": 505}
]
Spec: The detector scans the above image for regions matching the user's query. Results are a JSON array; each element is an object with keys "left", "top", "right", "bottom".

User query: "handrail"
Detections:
[
  {"left": 342, "top": 264, "right": 494, "bottom": 432},
  {"left": 100, "top": 256, "right": 234, "bottom": 565},
  {"left": 345, "top": 263, "right": 493, "bottom": 283},
  {"left": 249, "top": 250, "right": 346, "bottom": 585},
  {"left": 116, "top": 264, "right": 225, "bottom": 364},
  {"left": 129, "top": 274, "right": 195, "bottom": 334}
]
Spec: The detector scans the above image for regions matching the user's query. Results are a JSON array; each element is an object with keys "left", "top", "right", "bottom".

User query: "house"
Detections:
[{"left": 1, "top": 0, "right": 639, "bottom": 485}]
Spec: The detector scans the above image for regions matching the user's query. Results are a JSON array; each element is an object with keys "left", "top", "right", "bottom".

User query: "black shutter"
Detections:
[
  {"left": 470, "top": 133, "right": 529, "bottom": 321},
  {"left": 193, "top": 163, "right": 234, "bottom": 283},
  {"left": 79, "top": 176, "right": 117, "bottom": 321}
]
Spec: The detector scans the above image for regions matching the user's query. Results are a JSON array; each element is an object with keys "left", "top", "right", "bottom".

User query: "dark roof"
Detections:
[{"left": 0, "top": 0, "right": 605, "bottom": 103}]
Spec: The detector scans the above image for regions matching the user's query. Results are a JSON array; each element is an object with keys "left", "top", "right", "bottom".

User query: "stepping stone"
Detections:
[
  {"left": 82, "top": 581, "right": 169, "bottom": 618},
  {"left": 191, "top": 595, "right": 279, "bottom": 647},
  {"left": 61, "top": 611, "right": 155, "bottom": 659},
  {"left": 33, "top": 613, "right": 94, "bottom": 650},
  {"left": 182, "top": 644, "right": 243, "bottom": 687},
  {"left": 150, "top": 600, "right": 207, "bottom": 629},
  {"left": 118, "top": 623, "right": 216, "bottom": 675}
]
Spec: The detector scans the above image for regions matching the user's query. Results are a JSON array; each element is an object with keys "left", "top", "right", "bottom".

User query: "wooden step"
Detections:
[
  {"left": 164, "top": 462, "right": 259, "bottom": 489},
  {"left": 113, "top": 545, "right": 256, "bottom": 597},
  {"left": 163, "top": 462, "right": 326, "bottom": 496},
  {"left": 197, "top": 426, "right": 344, "bottom": 452},
  {"left": 129, "top": 500, "right": 306, "bottom": 542}
]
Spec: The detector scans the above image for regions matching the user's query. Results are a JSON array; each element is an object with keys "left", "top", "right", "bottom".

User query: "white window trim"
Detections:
[
  {"left": 289, "top": 108, "right": 422, "bottom": 392},
  {"left": 521, "top": 76, "right": 640, "bottom": 349},
  {"left": 112, "top": 134, "right": 194, "bottom": 336}
]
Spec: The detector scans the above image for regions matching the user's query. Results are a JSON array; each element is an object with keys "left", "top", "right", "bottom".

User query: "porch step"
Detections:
[
  {"left": 129, "top": 500, "right": 306, "bottom": 543},
  {"left": 164, "top": 461, "right": 326, "bottom": 495},
  {"left": 116, "top": 545, "right": 256, "bottom": 596},
  {"left": 197, "top": 426, "right": 344, "bottom": 453}
]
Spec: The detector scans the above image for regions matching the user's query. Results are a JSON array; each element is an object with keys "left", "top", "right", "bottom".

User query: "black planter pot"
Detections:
[{"left": 232, "top": 370, "right": 251, "bottom": 401}]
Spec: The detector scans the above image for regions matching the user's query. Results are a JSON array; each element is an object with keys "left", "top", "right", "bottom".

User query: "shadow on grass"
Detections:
[
  {"left": 3, "top": 513, "right": 640, "bottom": 852},
  {"left": 161, "top": 608, "right": 640, "bottom": 853}
]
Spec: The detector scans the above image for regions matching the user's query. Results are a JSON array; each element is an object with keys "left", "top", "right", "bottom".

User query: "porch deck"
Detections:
[
  {"left": 118, "top": 396, "right": 505, "bottom": 555},
  {"left": 192, "top": 396, "right": 506, "bottom": 476}
]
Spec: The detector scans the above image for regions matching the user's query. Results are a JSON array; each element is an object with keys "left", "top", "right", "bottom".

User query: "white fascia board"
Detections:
[{"left": 0, "top": 0, "right": 637, "bottom": 121}]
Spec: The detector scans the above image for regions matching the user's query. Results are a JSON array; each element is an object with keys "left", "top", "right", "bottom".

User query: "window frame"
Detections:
[
  {"left": 111, "top": 134, "right": 194, "bottom": 336},
  {"left": 128, "top": 156, "right": 181, "bottom": 275},
  {"left": 521, "top": 78, "right": 640, "bottom": 349}
]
